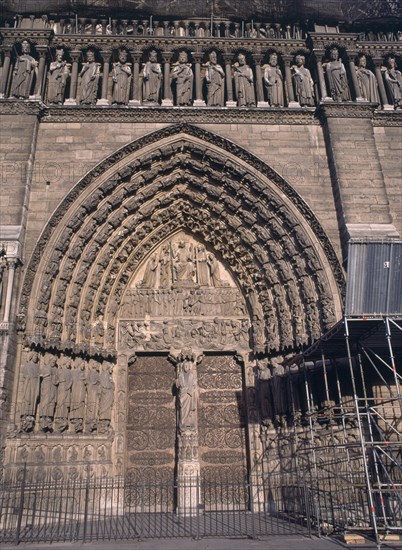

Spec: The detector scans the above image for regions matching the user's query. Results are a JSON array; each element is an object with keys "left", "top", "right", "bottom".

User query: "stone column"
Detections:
[
  {"left": 161, "top": 51, "right": 173, "bottom": 106},
  {"left": 128, "top": 52, "right": 141, "bottom": 106},
  {"left": 34, "top": 48, "right": 47, "bottom": 99},
  {"left": 314, "top": 51, "right": 330, "bottom": 101},
  {"left": 3, "top": 259, "right": 17, "bottom": 324},
  {"left": 0, "top": 46, "right": 12, "bottom": 98},
  {"left": 97, "top": 50, "right": 111, "bottom": 105},
  {"left": 254, "top": 54, "right": 268, "bottom": 107},
  {"left": 283, "top": 54, "right": 299, "bottom": 107},
  {"left": 224, "top": 54, "right": 236, "bottom": 107},
  {"left": 347, "top": 52, "right": 364, "bottom": 101},
  {"left": 64, "top": 50, "right": 80, "bottom": 105},
  {"left": 193, "top": 53, "right": 206, "bottom": 107},
  {"left": 373, "top": 57, "right": 393, "bottom": 110}
]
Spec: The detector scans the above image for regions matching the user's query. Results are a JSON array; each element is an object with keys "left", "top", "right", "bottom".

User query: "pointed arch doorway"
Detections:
[{"left": 118, "top": 231, "right": 252, "bottom": 512}]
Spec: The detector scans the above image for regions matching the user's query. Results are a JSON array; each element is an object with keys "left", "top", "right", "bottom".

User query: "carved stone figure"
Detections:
[
  {"left": 173, "top": 240, "right": 195, "bottom": 284},
  {"left": 11, "top": 40, "right": 38, "bottom": 99},
  {"left": 384, "top": 57, "right": 402, "bottom": 108},
  {"left": 171, "top": 51, "right": 193, "bottom": 106},
  {"left": 324, "top": 47, "right": 350, "bottom": 101},
  {"left": 356, "top": 55, "right": 379, "bottom": 103},
  {"left": 205, "top": 50, "right": 225, "bottom": 106},
  {"left": 141, "top": 253, "right": 158, "bottom": 288},
  {"left": 70, "top": 359, "right": 86, "bottom": 432},
  {"left": 80, "top": 50, "right": 100, "bottom": 105},
  {"left": 98, "top": 361, "right": 115, "bottom": 433},
  {"left": 20, "top": 351, "right": 40, "bottom": 431},
  {"left": 196, "top": 244, "right": 210, "bottom": 286},
  {"left": 86, "top": 359, "right": 100, "bottom": 431},
  {"left": 264, "top": 52, "right": 284, "bottom": 107},
  {"left": 176, "top": 358, "right": 198, "bottom": 431},
  {"left": 159, "top": 244, "right": 172, "bottom": 288},
  {"left": 54, "top": 356, "right": 73, "bottom": 431},
  {"left": 233, "top": 53, "right": 256, "bottom": 107},
  {"left": 141, "top": 49, "right": 162, "bottom": 104},
  {"left": 112, "top": 49, "right": 132, "bottom": 105},
  {"left": 207, "top": 253, "right": 223, "bottom": 287},
  {"left": 292, "top": 54, "right": 315, "bottom": 106},
  {"left": 39, "top": 354, "right": 58, "bottom": 431},
  {"left": 47, "top": 48, "right": 70, "bottom": 104}
]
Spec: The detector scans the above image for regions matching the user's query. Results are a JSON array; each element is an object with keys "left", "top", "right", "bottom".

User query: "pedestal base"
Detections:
[
  {"left": 226, "top": 100, "right": 237, "bottom": 108},
  {"left": 97, "top": 98, "right": 110, "bottom": 106},
  {"left": 193, "top": 99, "right": 206, "bottom": 107},
  {"left": 288, "top": 101, "right": 301, "bottom": 108},
  {"left": 128, "top": 99, "right": 141, "bottom": 107},
  {"left": 162, "top": 98, "right": 174, "bottom": 107},
  {"left": 64, "top": 98, "right": 77, "bottom": 105},
  {"left": 257, "top": 101, "right": 269, "bottom": 108},
  {"left": 176, "top": 461, "right": 201, "bottom": 517}
]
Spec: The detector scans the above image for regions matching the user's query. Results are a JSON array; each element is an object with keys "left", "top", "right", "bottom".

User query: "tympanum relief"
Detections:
[{"left": 119, "top": 233, "right": 250, "bottom": 353}]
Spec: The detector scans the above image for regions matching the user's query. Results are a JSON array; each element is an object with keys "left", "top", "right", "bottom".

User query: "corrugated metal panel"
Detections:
[{"left": 345, "top": 241, "right": 402, "bottom": 316}]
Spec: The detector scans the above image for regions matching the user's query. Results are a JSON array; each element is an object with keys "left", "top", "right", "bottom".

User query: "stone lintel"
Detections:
[{"left": 346, "top": 223, "right": 400, "bottom": 240}]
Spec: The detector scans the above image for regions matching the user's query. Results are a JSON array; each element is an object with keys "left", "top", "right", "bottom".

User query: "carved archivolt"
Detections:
[{"left": 19, "top": 125, "right": 343, "bottom": 358}]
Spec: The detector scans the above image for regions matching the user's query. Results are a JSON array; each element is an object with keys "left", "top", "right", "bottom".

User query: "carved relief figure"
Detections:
[
  {"left": 141, "top": 49, "right": 162, "bottom": 104},
  {"left": 11, "top": 40, "right": 38, "bottom": 99},
  {"left": 86, "top": 359, "right": 100, "bottom": 431},
  {"left": 205, "top": 50, "right": 225, "bottom": 106},
  {"left": 20, "top": 351, "right": 41, "bottom": 431},
  {"left": 207, "top": 253, "right": 224, "bottom": 287},
  {"left": 112, "top": 49, "right": 132, "bottom": 105},
  {"left": 39, "top": 354, "right": 58, "bottom": 431},
  {"left": 70, "top": 358, "right": 86, "bottom": 432},
  {"left": 292, "top": 54, "right": 315, "bottom": 106},
  {"left": 323, "top": 47, "right": 350, "bottom": 101},
  {"left": 384, "top": 57, "right": 402, "bottom": 108},
  {"left": 264, "top": 52, "right": 284, "bottom": 107},
  {"left": 196, "top": 244, "right": 210, "bottom": 286},
  {"left": 176, "top": 358, "right": 198, "bottom": 431},
  {"left": 98, "top": 361, "right": 115, "bottom": 433},
  {"left": 233, "top": 53, "right": 256, "bottom": 107},
  {"left": 171, "top": 51, "right": 193, "bottom": 106},
  {"left": 356, "top": 55, "right": 379, "bottom": 103},
  {"left": 80, "top": 50, "right": 100, "bottom": 105},
  {"left": 141, "top": 253, "right": 158, "bottom": 288},
  {"left": 47, "top": 48, "right": 70, "bottom": 104},
  {"left": 54, "top": 356, "right": 72, "bottom": 431},
  {"left": 159, "top": 244, "right": 172, "bottom": 288},
  {"left": 173, "top": 240, "right": 195, "bottom": 284}
]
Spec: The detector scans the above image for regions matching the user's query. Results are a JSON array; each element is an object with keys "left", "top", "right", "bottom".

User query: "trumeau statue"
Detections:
[
  {"left": 356, "top": 55, "right": 379, "bottom": 103},
  {"left": 112, "top": 49, "right": 132, "bottom": 105},
  {"left": 205, "top": 50, "right": 225, "bottom": 106},
  {"left": 141, "top": 49, "right": 162, "bottom": 104},
  {"left": 233, "top": 53, "right": 256, "bottom": 107},
  {"left": 47, "top": 48, "right": 70, "bottom": 104},
  {"left": 176, "top": 357, "right": 198, "bottom": 431},
  {"left": 171, "top": 50, "right": 193, "bottom": 106},
  {"left": 264, "top": 52, "right": 284, "bottom": 107},
  {"left": 384, "top": 57, "right": 402, "bottom": 109},
  {"left": 11, "top": 40, "right": 38, "bottom": 99},
  {"left": 80, "top": 49, "right": 101, "bottom": 105},
  {"left": 291, "top": 54, "right": 315, "bottom": 106},
  {"left": 323, "top": 47, "right": 350, "bottom": 101}
]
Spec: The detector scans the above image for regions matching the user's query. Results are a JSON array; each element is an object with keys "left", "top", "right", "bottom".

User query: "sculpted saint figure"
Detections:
[
  {"left": 159, "top": 244, "right": 172, "bottom": 288},
  {"left": 176, "top": 358, "right": 198, "bottom": 431},
  {"left": 292, "top": 54, "right": 315, "bottom": 106},
  {"left": 264, "top": 52, "right": 284, "bottom": 107},
  {"left": 80, "top": 50, "right": 100, "bottom": 105},
  {"left": 384, "top": 57, "right": 402, "bottom": 109},
  {"left": 356, "top": 55, "right": 379, "bottom": 103},
  {"left": 112, "top": 49, "right": 132, "bottom": 105},
  {"left": 70, "top": 358, "right": 86, "bottom": 432},
  {"left": 47, "top": 48, "right": 70, "bottom": 104},
  {"left": 39, "top": 354, "right": 58, "bottom": 431},
  {"left": 207, "top": 253, "right": 223, "bottom": 287},
  {"left": 324, "top": 47, "right": 350, "bottom": 101},
  {"left": 205, "top": 50, "right": 225, "bottom": 106},
  {"left": 98, "top": 361, "right": 115, "bottom": 432},
  {"left": 54, "top": 356, "right": 73, "bottom": 431},
  {"left": 11, "top": 40, "right": 38, "bottom": 99},
  {"left": 141, "top": 253, "right": 158, "bottom": 288},
  {"left": 86, "top": 359, "right": 100, "bottom": 430},
  {"left": 233, "top": 53, "right": 256, "bottom": 107},
  {"left": 20, "top": 351, "right": 41, "bottom": 430},
  {"left": 141, "top": 49, "right": 162, "bottom": 104},
  {"left": 196, "top": 244, "right": 210, "bottom": 286},
  {"left": 171, "top": 51, "right": 193, "bottom": 106}
]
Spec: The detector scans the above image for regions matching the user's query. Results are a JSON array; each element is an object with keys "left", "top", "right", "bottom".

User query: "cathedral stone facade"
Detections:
[{"left": 0, "top": 5, "right": 401, "bottom": 490}]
